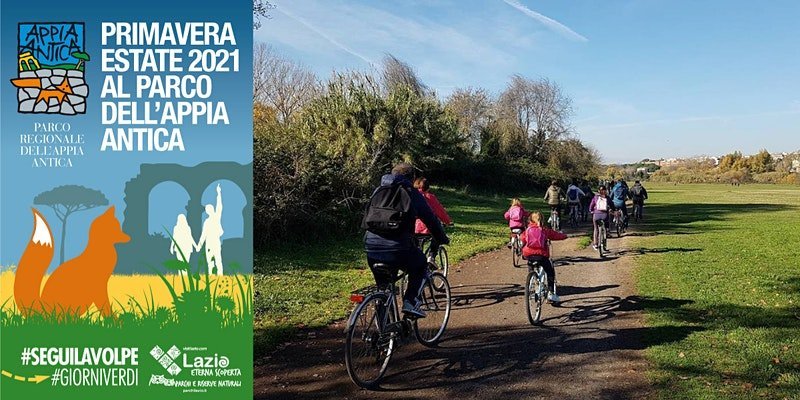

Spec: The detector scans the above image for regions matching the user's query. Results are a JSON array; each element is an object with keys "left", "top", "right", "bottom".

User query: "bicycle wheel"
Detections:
[
  {"left": 414, "top": 272, "right": 451, "bottom": 346},
  {"left": 436, "top": 246, "right": 449, "bottom": 278},
  {"left": 598, "top": 225, "right": 606, "bottom": 258},
  {"left": 525, "top": 268, "right": 545, "bottom": 325},
  {"left": 433, "top": 246, "right": 449, "bottom": 290},
  {"left": 616, "top": 220, "right": 622, "bottom": 238},
  {"left": 345, "top": 294, "right": 395, "bottom": 388},
  {"left": 512, "top": 238, "right": 523, "bottom": 268}
]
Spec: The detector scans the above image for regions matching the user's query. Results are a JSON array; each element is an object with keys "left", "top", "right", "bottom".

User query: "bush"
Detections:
[
  {"left": 752, "top": 171, "right": 788, "bottom": 184},
  {"left": 780, "top": 173, "right": 800, "bottom": 185}
]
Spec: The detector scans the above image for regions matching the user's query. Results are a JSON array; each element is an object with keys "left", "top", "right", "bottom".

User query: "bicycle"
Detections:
[
  {"left": 345, "top": 264, "right": 452, "bottom": 388},
  {"left": 568, "top": 203, "right": 580, "bottom": 228},
  {"left": 612, "top": 209, "right": 625, "bottom": 238},
  {"left": 415, "top": 234, "right": 449, "bottom": 281},
  {"left": 548, "top": 207, "right": 560, "bottom": 231},
  {"left": 524, "top": 241, "right": 556, "bottom": 325},
  {"left": 509, "top": 228, "right": 524, "bottom": 268},
  {"left": 596, "top": 218, "right": 608, "bottom": 258}
]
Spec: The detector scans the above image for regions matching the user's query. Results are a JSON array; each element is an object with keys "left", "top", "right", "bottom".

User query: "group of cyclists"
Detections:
[
  {"left": 351, "top": 162, "right": 651, "bottom": 387},
  {"left": 361, "top": 161, "right": 650, "bottom": 319},
  {"left": 503, "top": 177, "right": 649, "bottom": 303},
  {"left": 361, "top": 161, "right": 652, "bottom": 318}
]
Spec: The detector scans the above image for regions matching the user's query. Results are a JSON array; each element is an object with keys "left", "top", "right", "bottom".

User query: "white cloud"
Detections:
[
  {"left": 260, "top": 0, "right": 516, "bottom": 86},
  {"left": 501, "top": 0, "right": 588, "bottom": 42},
  {"left": 276, "top": 5, "right": 375, "bottom": 66}
]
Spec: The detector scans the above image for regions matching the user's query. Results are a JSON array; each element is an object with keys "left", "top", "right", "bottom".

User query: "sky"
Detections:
[{"left": 256, "top": 0, "right": 800, "bottom": 164}]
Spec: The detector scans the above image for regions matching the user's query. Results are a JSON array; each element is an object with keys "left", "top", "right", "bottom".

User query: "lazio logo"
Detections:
[{"left": 10, "top": 22, "right": 89, "bottom": 115}]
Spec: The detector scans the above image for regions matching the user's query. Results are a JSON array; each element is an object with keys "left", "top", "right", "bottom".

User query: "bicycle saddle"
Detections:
[{"left": 371, "top": 263, "right": 407, "bottom": 283}]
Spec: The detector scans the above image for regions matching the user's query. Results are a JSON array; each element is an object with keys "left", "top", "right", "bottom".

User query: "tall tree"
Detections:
[
  {"left": 381, "top": 54, "right": 427, "bottom": 97},
  {"left": 446, "top": 87, "right": 492, "bottom": 154},
  {"left": 253, "top": 44, "right": 318, "bottom": 123},
  {"left": 34, "top": 185, "right": 109, "bottom": 264},
  {"left": 253, "top": 1, "right": 275, "bottom": 29},
  {"left": 495, "top": 75, "right": 573, "bottom": 161},
  {"left": 749, "top": 149, "right": 774, "bottom": 174}
]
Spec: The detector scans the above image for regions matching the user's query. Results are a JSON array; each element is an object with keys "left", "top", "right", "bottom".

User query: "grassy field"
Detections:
[
  {"left": 1, "top": 271, "right": 250, "bottom": 315},
  {"left": 632, "top": 183, "right": 800, "bottom": 399},
  {"left": 253, "top": 186, "right": 575, "bottom": 356}
]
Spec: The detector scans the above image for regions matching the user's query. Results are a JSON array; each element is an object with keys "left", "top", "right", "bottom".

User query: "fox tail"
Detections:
[{"left": 14, "top": 209, "right": 54, "bottom": 315}]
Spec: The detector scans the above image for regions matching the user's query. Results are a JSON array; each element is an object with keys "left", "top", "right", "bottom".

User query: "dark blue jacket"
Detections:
[
  {"left": 611, "top": 182, "right": 628, "bottom": 207},
  {"left": 364, "top": 174, "right": 448, "bottom": 253}
]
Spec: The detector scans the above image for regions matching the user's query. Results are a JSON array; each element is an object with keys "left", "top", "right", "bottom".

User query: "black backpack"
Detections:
[
  {"left": 631, "top": 185, "right": 644, "bottom": 199},
  {"left": 361, "top": 183, "right": 413, "bottom": 234}
]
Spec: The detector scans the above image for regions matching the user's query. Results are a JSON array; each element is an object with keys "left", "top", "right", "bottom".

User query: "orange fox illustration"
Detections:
[
  {"left": 14, "top": 207, "right": 130, "bottom": 317},
  {"left": 10, "top": 76, "right": 73, "bottom": 106}
]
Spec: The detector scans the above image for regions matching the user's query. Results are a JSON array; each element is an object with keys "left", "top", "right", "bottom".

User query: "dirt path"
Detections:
[{"left": 255, "top": 233, "right": 654, "bottom": 400}]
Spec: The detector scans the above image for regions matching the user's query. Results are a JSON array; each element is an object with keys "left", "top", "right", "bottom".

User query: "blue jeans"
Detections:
[{"left": 367, "top": 248, "right": 427, "bottom": 305}]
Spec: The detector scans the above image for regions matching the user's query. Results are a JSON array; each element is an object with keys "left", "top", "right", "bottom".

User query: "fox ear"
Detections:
[{"left": 107, "top": 205, "right": 116, "bottom": 213}]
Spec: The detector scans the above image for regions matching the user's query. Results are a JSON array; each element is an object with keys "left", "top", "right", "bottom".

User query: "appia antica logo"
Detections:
[
  {"left": 10, "top": 22, "right": 89, "bottom": 115},
  {"left": 150, "top": 345, "right": 183, "bottom": 376}
]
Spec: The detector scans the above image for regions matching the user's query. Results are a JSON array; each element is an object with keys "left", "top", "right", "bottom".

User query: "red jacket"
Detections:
[
  {"left": 415, "top": 190, "right": 452, "bottom": 235},
  {"left": 521, "top": 224, "right": 567, "bottom": 258}
]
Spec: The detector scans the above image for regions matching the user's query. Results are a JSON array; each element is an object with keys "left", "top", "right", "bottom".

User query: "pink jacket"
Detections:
[
  {"left": 504, "top": 205, "right": 528, "bottom": 229},
  {"left": 415, "top": 190, "right": 452, "bottom": 235},
  {"left": 521, "top": 224, "right": 567, "bottom": 258}
]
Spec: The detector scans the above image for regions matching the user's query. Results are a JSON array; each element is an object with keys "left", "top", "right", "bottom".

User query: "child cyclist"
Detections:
[
  {"left": 521, "top": 212, "right": 567, "bottom": 302},
  {"left": 589, "top": 185, "right": 616, "bottom": 250},
  {"left": 414, "top": 177, "right": 453, "bottom": 262},
  {"left": 504, "top": 198, "right": 528, "bottom": 247}
]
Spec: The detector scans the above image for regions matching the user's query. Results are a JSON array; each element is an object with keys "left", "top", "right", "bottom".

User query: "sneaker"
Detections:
[
  {"left": 402, "top": 299, "right": 427, "bottom": 318},
  {"left": 592, "top": 244, "right": 598, "bottom": 250},
  {"left": 547, "top": 292, "right": 561, "bottom": 303},
  {"left": 427, "top": 255, "right": 436, "bottom": 264},
  {"left": 506, "top": 242, "right": 513, "bottom": 249}
]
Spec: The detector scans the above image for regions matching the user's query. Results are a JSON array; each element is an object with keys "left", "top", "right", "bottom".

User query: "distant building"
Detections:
[{"left": 791, "top": 160, "right": 800, "bottom": 173}]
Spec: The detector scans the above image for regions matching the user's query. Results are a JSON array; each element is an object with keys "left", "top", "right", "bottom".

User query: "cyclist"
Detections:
[
  {"left": 629, "top": 180, "right": 648, "bottom": 220},
  {"left": 566, "top": 179, "right": 586, "bottom": 223},
  {"left": 589, "top": 185, "right": 616, "bottom": 250},
  {"left": 363, "top": 163, "right": 449, "bottom": 318},
  {"left": 504, "top": 198, "right": 528, "bottom": 247},
  {"left": 610, "top": 178, "right": 629, "bottom": 227},
  {"left": 543, "top": 180, "right": 565, "bottom": 223},
  {"left": 520, "top": 211, "right": 567, "bottom": 303},
  {"left": 579, "top": 180, "right": 594, "bottom": 222},
  {"left": 413, "top": 177, "right": 452, "bottom": 262}
]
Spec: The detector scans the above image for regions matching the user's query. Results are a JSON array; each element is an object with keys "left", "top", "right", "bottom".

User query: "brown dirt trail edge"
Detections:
[{"left": 255, "top": 233, "right": 655, "bottom": 400}]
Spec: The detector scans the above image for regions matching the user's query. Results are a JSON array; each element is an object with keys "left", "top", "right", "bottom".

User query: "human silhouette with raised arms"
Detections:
[{"left": 196, "top": 184, "right": 224, "bottom": 275}]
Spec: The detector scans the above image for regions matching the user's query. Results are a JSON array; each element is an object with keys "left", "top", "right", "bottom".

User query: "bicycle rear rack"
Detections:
[{"left": 349, "top": 285, "right": 379, "bottom": 303}]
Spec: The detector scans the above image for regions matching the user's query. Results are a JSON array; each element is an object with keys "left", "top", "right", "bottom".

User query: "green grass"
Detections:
[
  {"left": 633, "top": 183, "right": 800, "bottom": 399},
  {"left": 254, "top": 186, "right": 550, "bottom": 356},
  {"left": 1, "top": 251, "right": 253, "bottom": 399},
  {"left": 576, "top": 235, "right": 592, "bottom": 249}
]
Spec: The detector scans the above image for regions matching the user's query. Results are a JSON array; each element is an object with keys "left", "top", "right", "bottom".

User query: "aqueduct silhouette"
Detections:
[{"left": 116, "top": 162, "right": 253, "bottom": 274}]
